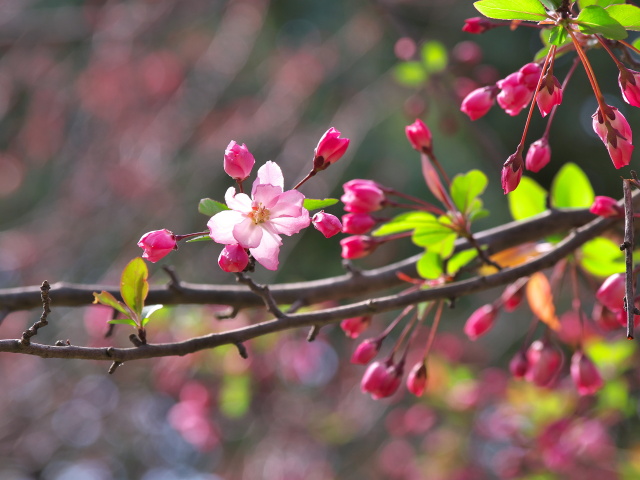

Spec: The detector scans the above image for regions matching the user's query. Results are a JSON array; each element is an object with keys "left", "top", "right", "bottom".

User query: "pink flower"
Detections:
[
  {"left": 619, "top": 68, "right": 640, "bottom": 108},
  {"left": 536, "top": 74, "right": 563, "bottom": 117},
  {"left": 406, "top": 361, "right": 428, "bottom": 397},
  {"left": 351, "top": 338, "right": 381, "bottom": 364},
  {"left": 590, "top": 196, "right": 622, "bottom": 218},
  {"left": 497, "top": 72, "right": 534, "bottom": 116},
  {"left": 509, "top": 351, "right": 530, "bottom": 379},
  {"left": 207, "top": 161, "right": 310, "bottom": 271},
  {"left": 525, "top": 138, "right": 551, "bottom": 172},
  {"left": 340, "top": 235, "right": 377, "bottom": 259},
  {"left": 340, "top": 316, "right": 372, "bottom": 338},
  {"left": 464, "top": 304, "right": 498, "bottom": 340},
  {"left": 596, "top": 273, "right": 626, "bottom": 312},
  {"left": 342, "top": 213, "right": 376, "bottom": 234},
  {"left": 460, "top": 86, "right": 497, "bottom": 120},
  {"left": 525, "top": 340, "right": 563, "bottom": 387},
  {"left": 311, "top": 211, "right": 342, "bottom": 238},
  {"left": 224, "top": 141, "right": 255, "bottom": 182},
  {"left": 218, "top": 244, "right": 249, "bottom": 273},
  {"left": 341, "top": 179, "right": 386, "bottom": 213},
  {"left": 313, "top": 127, "right": 350, "bottom": 171},
  {"left": 462, "top": 17, "right": 494, "bottom": 34},
  {"left": 361, "top": 359, "right": 404, "bottom": 399},
  {"left": 592, "top": 106, "right": 634, "bottom": 169},
  {"left": 570, "top": 351, "right": 603, "bottom": 396},
  {"left": 501, "top": 152, "right": 524, "bottom": 194},
  {"left": 405, "top": 119, "right": 433, "bottom": 153},
  {"left": 138, "top": 229, "right": 177, "bottom": 262}
]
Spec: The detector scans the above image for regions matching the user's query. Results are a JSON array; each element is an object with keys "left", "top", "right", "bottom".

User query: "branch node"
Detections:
[
  {"left": 235, "top": 342, "right": 248, "bottom": 359},
  {"left": 105, "top": 347, "right": 115, "bottom": 357},
  {"left": 341, "top": 259, "right": 362, "bottom": 277},
  {"left": 216, "top": 306, "right": 240, "bottom": 320},
  {"left": 20, "top": 280, "right": 52, "bottom": 346},
  {"left": 129, "top": 334, "right": 144, "bottom": 347},
  {"left": 108, "top": 361, "right": 123, "bottom": 374},
  {"left": 307, "top": 325, "right": 321, "bottom": 342},
  {"left": 235, "top": 273, "right": 287, "bottom": 319},
  {"left": 55, "top": 340, "right": 65, "bottom": 346}
]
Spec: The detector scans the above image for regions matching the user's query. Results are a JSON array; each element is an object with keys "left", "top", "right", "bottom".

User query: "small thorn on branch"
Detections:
[
  {"left": 235, "top": 342, "right": 248, "bottom": 359},
  {"left": 307, "top": 325, "right": 321, "bottom": 342},
  {"left": 286, "top": 299, "right": 307, "bottom": 314},
  {"left": 20, "top": 280, "right": 52, "bottom": 346},
  {"left": 108, "top": 361, "right": 122, "bottom": 374},
  {"left": 235, "top": 273, "right": 287, "bottom": 319}
]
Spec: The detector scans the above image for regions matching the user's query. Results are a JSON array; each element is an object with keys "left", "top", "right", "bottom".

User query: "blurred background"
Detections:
[{"left": 1, "top": 0, "right": 640, "bottom": 479}]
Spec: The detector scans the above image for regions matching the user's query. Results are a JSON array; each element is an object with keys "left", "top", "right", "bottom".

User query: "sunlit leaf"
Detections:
[
  {"left": 450, "top": 170, "right": 488, "bottom": 215},
  {"left": 199, "top": 198, "right": 229, "bottom": 216},
  {"left": 580, "top": 237, "right": 626, "bottom": 277},
  {"left": 526, "top": 272, "right": 560, "bottom": 330},
  {"left": 587, "top": 338, "right": 636, "bottom": 368},
  {"left": 548, "top": 25, "right": 568, "bottom": 45},
  {"left": 186, "top": 235, "right": 213, "bottom": 242},
  {"left": 412, "top": 222, "right": 456, "bottom": 247},
  {"left": 474, "top": 0, "right": 549, "bottom": 21},
  {"left": 634, "top": 37, "right": 640, "bottom": 51},
  {"left": 107, "top": 318, "right": 138, "bottom": 327},
  {"left": 447, "top": 249, "right": 478, "bottom": 276},
  {"left": 551, "top": 162, "right": 594, "bottom": 208},
  {"left": 120, "top": 257, "right": 149, "bottom": 320},
  {"left": 393, "top": 62, "right": 427, "bottom": 87},
  {"left": 579, "top": 0, "right": 624, "bottom": 9},
  {"left": 539, "top": 0, "right": 561, "bottom": 10},
  {"left": 141, "top": 304, "right": 164, "bottom": 327},
  {"left": 421, "top": 41, "right": 448, "bottom": 73},
  {"left": 575, "top": 5, "right": 628, "bottom": 40},
  {"left": 92, "top": 291, "right": 130, "bottom": 317},
  {"left": 417, "top": 251, "right": 444, "bottom": 279},
  {"left": 605, "top": 4, "right": 640, "bottom": 31},
  {"left": 508, "top": 176, "right": 547, "bottom": 220},
  {"left": 303, "top": 198, "right": 339, "bottom": 211},
  {"left": 373, "top": 211, "right": 438, "bottom": 237}
]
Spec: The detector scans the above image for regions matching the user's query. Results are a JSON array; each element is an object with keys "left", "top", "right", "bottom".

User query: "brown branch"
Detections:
[
  {"left": 19, "top": 281, "right": 51, "bottom": 346},
  {"left": 623, "top": 178, "right": 636, "bottom": 339}
]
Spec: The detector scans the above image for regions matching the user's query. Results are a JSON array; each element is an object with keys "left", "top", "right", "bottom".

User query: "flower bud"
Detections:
[
  {"left": 351, "top": 338, "right": 381, "bottom": 364},
  {"left": 619, "top": 67, "right": 640, "bottom": 108},
  {"left": 462, "top": 17, "right": 494, "bottom": 34},
  {"left": 218, "top": 244, "right": 249, "bottom": 273},
  {"left": 596, "top": 273, "right": 626, "bottom": 312},
  {"left": 340, "top": 315, "right": 372, "bottom": 338},
  {"left": 570, "top": 351, "right": 603, "bottom": 396},
  {"left": 138, "top": 229, "right": 177, "bottom": 262},
  {"left": 311, "top": 211, "right": 342, "bottom": 238},
  {"left": 509, "top": 350, "right": 530, "bottom": 379},
  {"left": 501, "top": 280, "right": 526, "bottom": 312},
  {"left": 464, "top": 304, "right": 498, "bottom": 340},
  {"left": 406, "top": 361, "right": 428, "bottom": 397},
  {"left": 340, "top": 235, "right": 377, "bottom": 259},
  {"left": 501, "top": 152, "right": 523, "bottom": 194},
  {"left": 536, "top": 74, "right": 563, "bottom": 117},
  {"left": 313, "top": 127, "right": 350, "bottom": 171},
  {"left": 224, "top": 141, "right": 255, "bottom": 182},
  {"left": 519, "top": 63, "right": 543, "bottom": 90},
  {"left": 341, "top": 179, "right": 386, "bottom": 213},
  {"left": 525, "top": 138, "right": 551, "bottom": 173},
  {"left": 361, "top": 360, "right": 404, "bottom": 399},
  {"left": 460, "top": 86, "right": 497, "bottom": 120},
  {"left": 342, "top": 213, "right": 377, "bottom": 234},
  {"left": 592, "top": 106, "right": 634, "bottom": 169},
  {"left": 525, "top": 340, "right": 563, "bottom": 387},
  {"left": 589, "top": 196, "right": 623, "bottom": 218},
  {"left": 405, "top": 119, "right": 433, "bottom": 153},
  {"left": 592, "top": 303, "right": 621, "bottom": 331},
  {"left": 497, "top": 72, "right": 534, "bottom": 116}
]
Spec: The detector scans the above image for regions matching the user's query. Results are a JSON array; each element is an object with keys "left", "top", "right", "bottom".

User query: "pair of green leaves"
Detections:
[{"left": 93, "top": 257, "right": 162, "bottom": 329}]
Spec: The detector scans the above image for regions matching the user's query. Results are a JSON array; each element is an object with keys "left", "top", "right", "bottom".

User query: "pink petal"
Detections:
[
  {"left": 269, "top": 189, "right": 305, "bottom": 218},
  {"left": 252, "top": 184, "right": 283, "bottom": 209},
  {"left": 268, "top": 209, "right": 310, "bottom": 236},
  {"left": 224, "top": 187, "right": 252, "bottom": 212},
  {"left": 250, "top": 228, "right": 282, "bottom": 270},
  {"left": 232, "top": 217, "right": 263, "bottom": 248},
  {"left": 253, "top": 161, "right": 284, "bottom": 193},
  {"left": 207, "top": 210, "right": 245, "bottom": 244}
]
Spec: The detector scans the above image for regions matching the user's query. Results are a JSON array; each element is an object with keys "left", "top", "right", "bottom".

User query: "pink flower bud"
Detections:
[
  {"left": 497, "top": 72, "right": 534, "bottom": 116},
  {"left": 218, "top": 244, "right": 249, "bottom": 273},
  {"left": 224, "top": 141, "right": 255, "bottom": 182},
  {"left": 509, "top": 350, "right": 530, "bottom": 379},
  {"left": 501, "top": 152, "right": 523, "bottom": 194},
  {"left": 619, "top": 67, "right": 640, "bottom": 108},
  {"left": 615, "top": 308, "right": 640, "bottom": 328},
  {"left": 592, "top": 106, "right": 634, "bottom": 169},
  {"left": 519, "top": 63, "right": 543, "bottom": 90},
  {"left": 351, "top": 338, "right": 381, "bottom": 364},
  {"left": 405, "top": 119, "right": 433, "bottom": 153},
  {"left": 596, "top": 273, "right": 626, "bottom": 312},
  {"left": 341, "top": 179, "right": 386, "bottom": 213},
  {"left": 406, "top": 361, "right": 428, "bottom": 396},
  {"left": 313, "top": 127, "right": 350, "bottom": 170},
  {"left": 340, "top": 315, "right": 372, "bottom": 338},
  {"left": 570, "top": 351, "right": 603, "bottom": 396},
  {"left": 462, "top": 17, "right": 494, "bottom": 34},
  {"left": 592, "top": 303, "right": 621, "bottom": 331},
  {"left": 311, "top": 211, "right": 342, "bottom": 238},
  {"left": 361, "top": 359, "right": 404, "bottom": 399},
  {"left": 460, "top": 86, "right": 497, "bottom": 120},
  {"left": 501, "top": 280, "right": 526, "bottom": 312},
  {"left": 138, "top": 229, "right": 177, "bottom": 262},
  {"left": 589, "top": 196, "right": 623, "bottom": 218},
  {"left": 536, "top": 75, "right": 563, "bottom": 117},
  {"left": 525, "top": 138, "right": 551, "bottom": 173},
  {"left": 525, "top": 340, "right": 563, "bottom": 387},
  {"left": 342, "top": 213, "right": 377, "bottom": 234},
  {"left": 340, "top": 235, "right": 377, "bottom": 259},
  {"left": 464, "top": 304, "right": 498, "bottom": 340}
]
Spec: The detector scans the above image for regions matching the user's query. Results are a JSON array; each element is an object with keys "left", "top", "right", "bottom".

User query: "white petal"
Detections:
[
  {"left": 250, "top": 228, "right": 282, "bottom": 271},
  {"left": 232, "top": 217, "right": 263, "bottom": 248},
  {"left": 269, "top": 189, "right": 305, "bottom": 217},
  {"left": 225, "top": 187, "right": 252, "bottom": 212},
  {"left": 268, "top": 209, "right": 310, "bottom": 236},
  {"left": 253, "top": 161, "right": 284, "bottom": 194},
  {"left": 252, "top": 184, "right": 282, "bottom": 209},
  {"left": 207, "top": 210, "right": 245, "bottom": 244}
]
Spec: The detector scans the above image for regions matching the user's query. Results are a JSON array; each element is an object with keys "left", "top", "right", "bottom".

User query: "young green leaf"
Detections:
[
  {"left": 302, "top": 198, "right": 339, "bottom": 211},
  {"left": 199, "top": 198, "right": 229, "bottom": 216},
  {"left": 417, "top": 251, "right": 444, "bottom": 280},
  {"left": 548, "top": 25, "right": 568, "bottom": 45},
  {"left": 412, "top": 222, "right": 455, "bottom": 247},
  {"left": 580, "top": 237, "right": 627, "bottom": 277},
  {"left": 605, "top": 4, "right": 640, "bottom": 31},
  {"left": 575, "top": 5, "right": 628, "bottom": 40},
  {"left": 393, "top": 62, "right": 427, "bottom": 87},
  {"left": 450, "top": 170, "right": 488, "bottom": 215},
  {"left": 447, "top": 249, "right": 479, "bottom": 276},
  {"left": 120, "top": 257, "right": 149, "bottom": 320},
  {"left": 421, "top": 41, "right": 448, "bottom": 73},
  {"left": 539, "top": 0, "right": 561, "bottom": 10},
  {"left": 92, "top": 291, "right": 131, "bottom": 317},
  {"left": 474, "top": 0, "right": 549, "bottom": 22},
  {"left": 186, "top": 235, "right": 213, "bottom": 242},
  {"left": 372, "top": 211, "right": 437, "bottom": 237},
  {"left": 141, "top": 304, "right": 164, "bottom": 327},
  {"left": 551, "top": 162, "right": 594, "bottom": 209},
  {"left": 507, "top": 176, "right": 547, "bottom": 220},
  {"left": 579, "top": 0, "right": 623, "bottom": 9},
  {"left": 107, "top": 318, "right": 139, "bottom": 327}
]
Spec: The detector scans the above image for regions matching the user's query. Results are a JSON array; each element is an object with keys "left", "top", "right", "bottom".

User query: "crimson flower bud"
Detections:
[
  {"left": 509, "top": 350, "right": 530, "bottom": 379},
  {"left": 519, "top": 63, "right": 543, "bottom": 89},
  {"left": 536, "top": 74, "right": 563, "bottom": 117},
  {"left": 138, "top": 229, "right": 177, "bottom": 263},
  {"left": 619, "top": 67, "right": 640, "bottom": 108},
  {"left": 340, "top": 315, "right": 372, "bottom": 339},
  {"left": 525, "top": 340, "right": 563, "bottom": 387},
  {"left": 218, "top": 244, "right": 249, "bottom": 273},
  {"left": 589, "top": 196, "right": 623, "bottom": 218},
  {"left": 406, "top": 361, "right": 428, "bottom": 397},
  {"left": 497, "top": 72, "right": 534, "bottom": 116},
  {"left": 340, "top": 235, "right": 377, "bottom": 259},
  {"left": 224, "top": 141, "right": 255, "bottom": 182},
  {"left": 351, "top": 338, "right": 381, "bottom": 364},
  {"left": 405, "top": 119, "right": 433, "bottom": 153},
  {"left": 592, "top": 106, "right": 634, "bottom": 169},
  {"left": 464, "top": 304, "right": 498, "bottom": 340},
  {"left": 361, "top": 359, "right": 404, "bottom": 399},
  {"left": 570, "top": 351, "right": 603, "bottom": 396},
  {"left": 592, "top": 303, "right": 621, "bottom": 331},
  {"left": 501, "top": 280, "right": 526, "bottom": 312},
  {"left": 313, "top": 127, "right": 350, "bottom": 171},
  {"left": 342, "top": 213, "right": 377, "bottom": 234},
  {"left": 341, "top": 179, "right": 386, "bottom": 213},
  {"left": 311, "top": 211, "right": 342, "bottom": 238},
  {"left": 460, "top": 86, "right": 497, "bottom": 120},
  {"left": 525, "top": 138, "right": 551, "bottom": 173},
  {"left": 596, "top": 273, "right": 626, "bottom": 312},
  {"left": 462, "top": 17, "right": 494, "bottom": 34},
  {"left": 501, "top": 152, "right": 524, "bottom": 194}
]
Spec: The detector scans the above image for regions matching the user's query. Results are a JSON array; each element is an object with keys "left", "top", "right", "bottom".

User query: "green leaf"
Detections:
[
  {"left": 412, "top": 222, "right": 455, "bottom": 247},
  {"left": 417, "top": 251, "right": 444, "bottom": 279},
  {"left": 450, "top": 170, "right": 488, "bottom": 215},
  {"left": 421, "top": 41, "right": 448, "bottom": 73},
  {"left": 605, "top": 4, "right": 640, "bottom": 31},
  {"left": 597, "top": 379, "right": 634, "bottom": 416},
  {"left": 120, "top": 257, "right": 149, "bottom": 320},
  {"left": 580, "top": 237, "right": 626, "bottom": 276},
  {"left": 447, "top": 249, "right": 479, "bottom": 276},
  {"left": 633, "top": 37, "right": 640, "bottom": 51},
  {"left": 302, "top": 198, "right": 338, "bottom": 211},
  {"left": 92, "top": 291, "right": 130, "bottom": 316},
  {"left": 474, "top": 0, "right": 549, "bottom": 21},
  {"left": 539, "top": 0, "right": 561, "bottom": 10},
  {"left": 186, "top": 235, "right": 213, "bottom": 242},
  {"left": 575, "top": 5, "right": 628, "bottom": 40},
  {"left": 508, "top": 176, "right": 547, "bottom": 220},
  {"left": 548, "top": 25, "right": 568, "bottom": 45},
  {"left": 551, "top": 162, "right": 594, "bottom": 209},
  {"left": 587, "top": 338, "right": 635, "bottom": 367},
  {"left": 393, "top": 62, "right": 427, "bottom": 87},
  {"left": 199, "top": 198, "right": 229, "bottom": 217},
  {"left": 141, "top": 304, "right": 164, "bottom": 327},
  {"left": 107, "top": 318, "right": 138, "bottom": 327},
  {"left": 372, "top": 211, "right": 437, "bottom": 237},
  {"left": 579, "top": 0, "right": 622, "bottom": 9}
]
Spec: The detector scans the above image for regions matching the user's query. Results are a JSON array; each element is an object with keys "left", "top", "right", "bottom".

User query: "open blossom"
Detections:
[
  {"left": 207, "top": 161, "right": 310, "bottom": 271},
  {"left": 224, "top": 141, "right": 255, "bottom": 182},
  {"left": 619, "top": 67, "right": 640, "bottom": 108},
  {"left": 405, "top": 119, "right": 432, "bottom": 153},
  {"left": 592, "top": 106, "right": 634, "bottom": 169},
  {"left": 138, "top": 229, "right": 177, "bottom": 262},
  {"left": 570, "top": 351, "right": 603, "bottom": 396},
  {"left": 525, "top": 138, "right": 551, "bottom": 172},
  {"left": 460, "top": 86, "right": 497, "bottom": 120},
  {"left": 313, "top": 127, "right": 350, "bottom": 171}
]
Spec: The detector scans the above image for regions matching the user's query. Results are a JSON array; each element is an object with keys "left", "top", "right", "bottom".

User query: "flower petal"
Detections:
[
  {"left": 268, "top": 208, "right": 310, "bottom": 236},
  {"left": 232, "top": 217, "right": 263, "bottom": 248},
  {"left": 269, "top": 189, "right": 305, "bottom": 218},
  {"left": 250, "top": 228, "right": 282, "bottom": 271},
  {"left": 253, "top": 161, "right": 284, "bottom": 194},
  {"left": 252, "top": 184, "right": 282, "bottom": 209},
  {"left": 207, "top": 210, "right": 245, "bottom": 244},
  {"left": 225, "top": 187, "right": 252, "bottom": 212}
]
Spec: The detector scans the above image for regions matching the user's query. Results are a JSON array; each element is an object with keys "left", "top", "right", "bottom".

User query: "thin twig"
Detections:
[
  {"left": 108, "top": 361, "right": 122, "bottom": 374},
  {"left": 623, "top": 178, "right": 635, "bottom": 339},
  {"left": 235, "top": 273, "right": 287, "bottom": 319},
  {"left": 20, "top": 281, "right": 51, "bottom": 346},
  {"left": 307, "top": 325, "right": 321, "bottom": 342}
]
